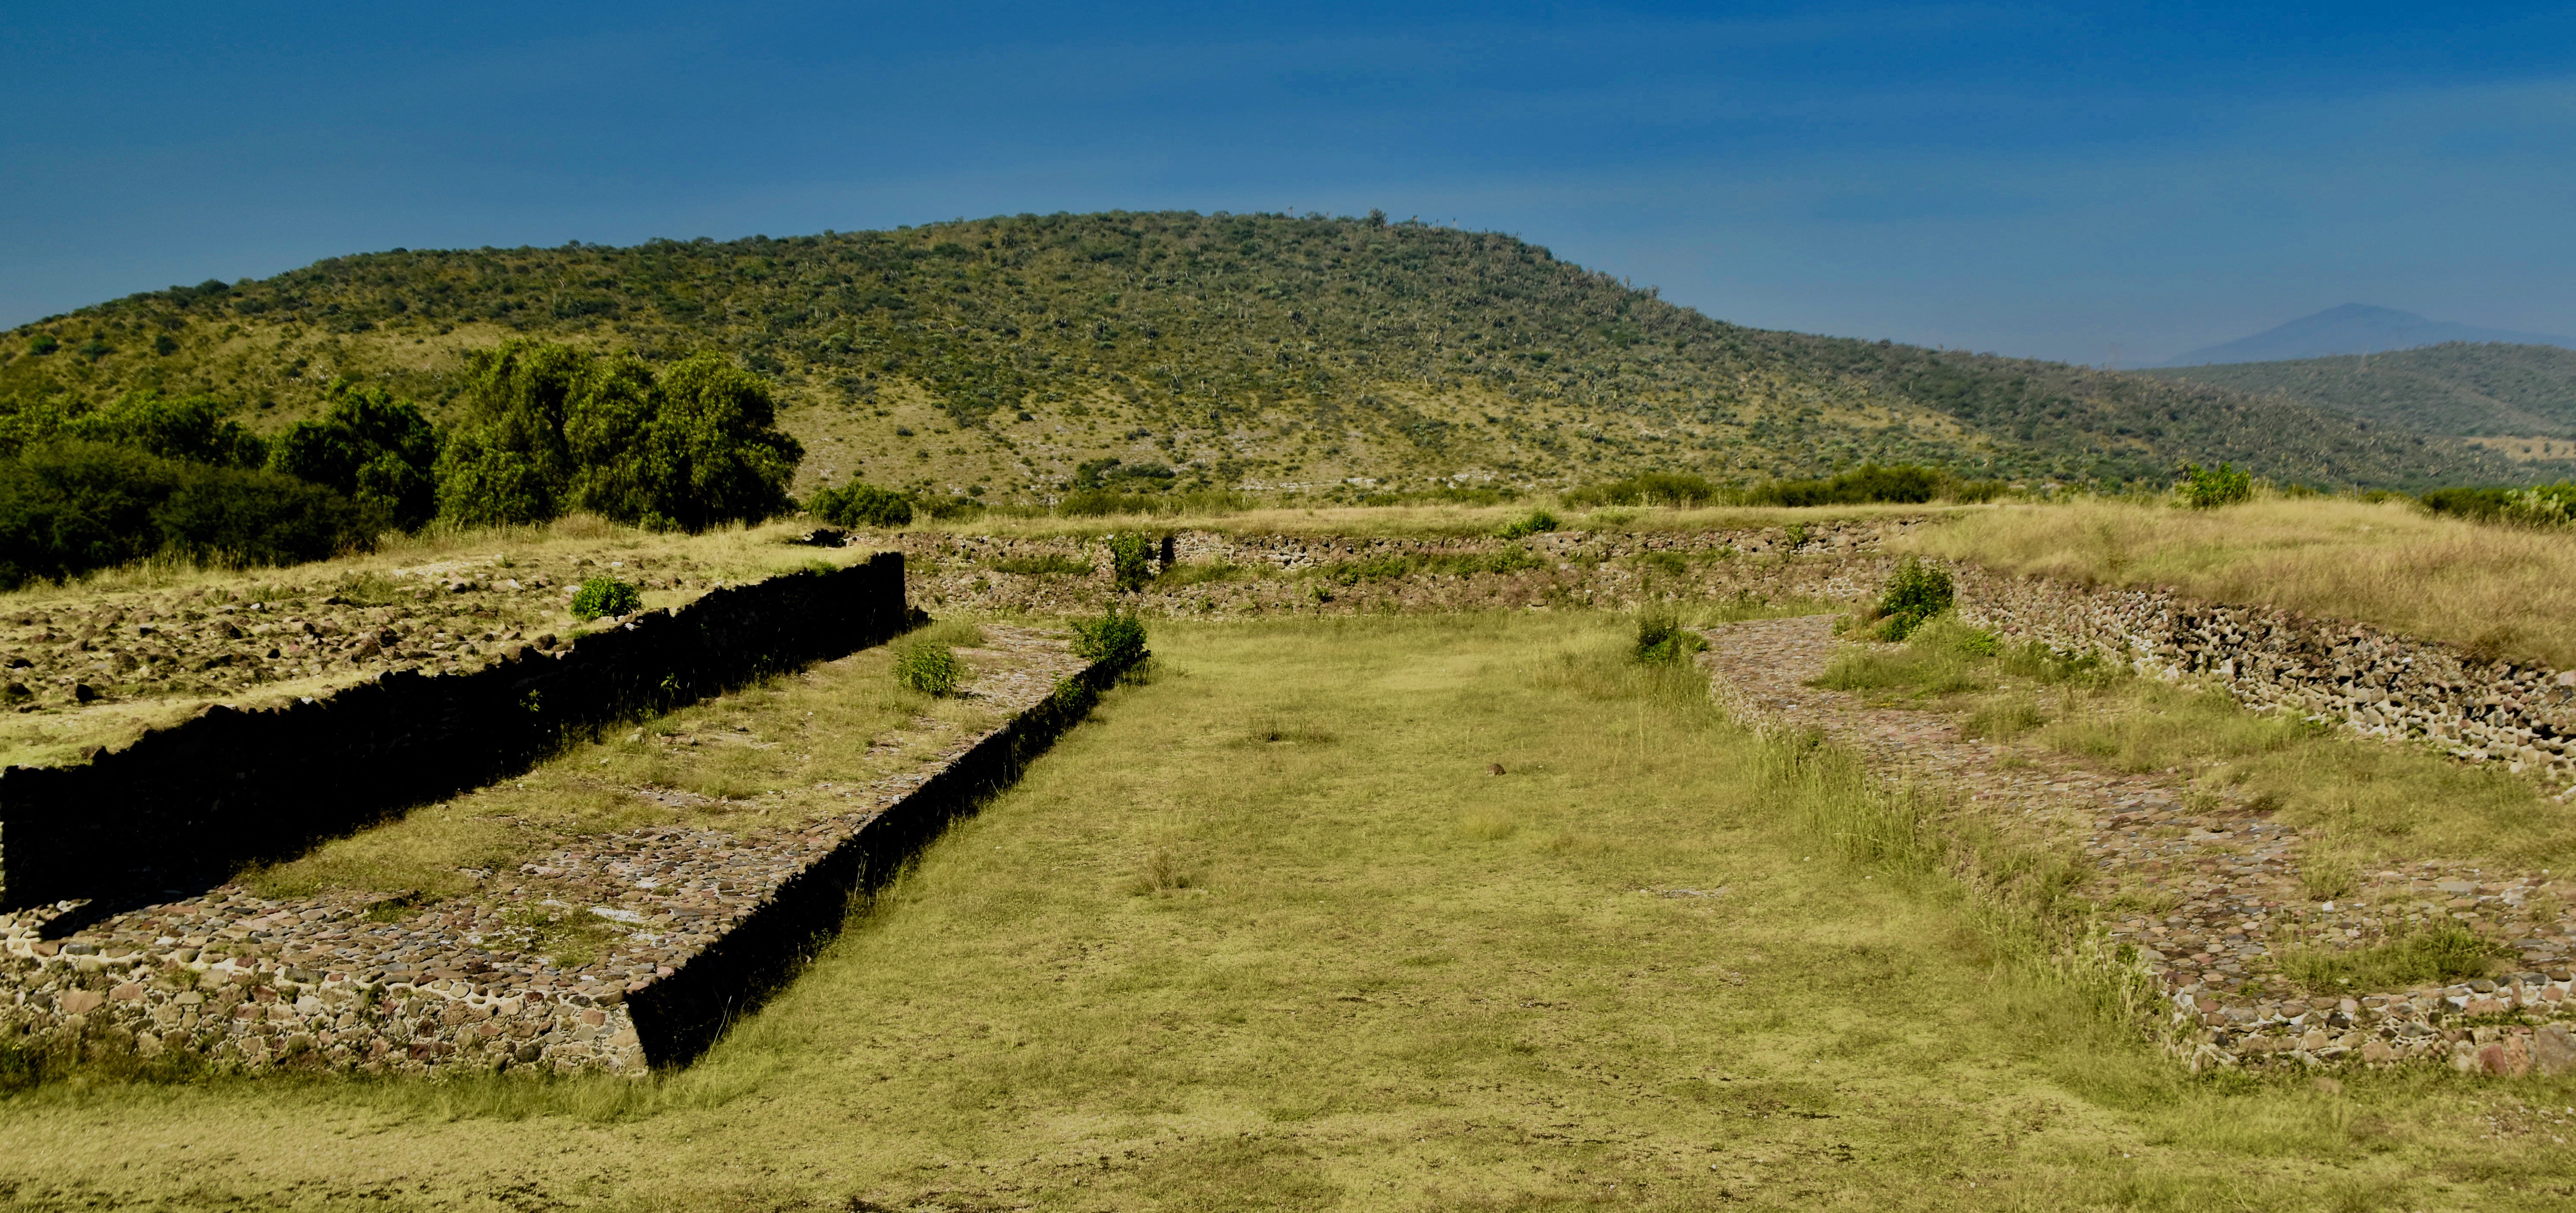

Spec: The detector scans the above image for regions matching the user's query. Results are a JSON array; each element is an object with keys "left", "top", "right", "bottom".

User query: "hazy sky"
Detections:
[{"left": 7, "top": 2, "right": 2575, "bottom": 363}]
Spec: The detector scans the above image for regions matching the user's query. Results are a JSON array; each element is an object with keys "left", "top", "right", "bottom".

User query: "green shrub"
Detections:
[
  {"left": 267, "top": 381, "right": 439, "bottom": 530},
  {"left": 436, "top": 339, "right": 802, "bottom": 531},
  {"left": 63, "top": 392, "right": 268, "bottom": 468},
  {"left": 2501, "top": 482, "right": 2576, "bottom": 529},
  {"left": 1567, "top": 472, "right": 1722, "bottom": 507},
  {"left": 808, "top": 480, "right": 914, "bottom": 529},
  {"left": 1106, "top": 531, "right": 1157, "bottom": 591},
  {"left": 0, "top": 440, "right": 375, "bottom": 589},
  {"left": 2173, "top": 462, "right": 2254, "bottom": 509},
  {"left": 1874, "top": 557, "right": 1953, "bottom": 641},
  {"left": 1745, "top": 463, "right": 1943, "bottom": 507},
  {"left": 569, "top": 576, "right": 644, "bottom": 620},
  {"left": 26, "top": 334, "right": 58, "bottom": 357},
  {"left": 1072, "top": 606, "right": 1148, "bottom": 667},
  {"left": 2419, "top": 485, "right": 2513, "bottom": 522},
  {"left": 1632, "top": 612, "right": 1707, "bottom": 664},
  {"left": 895, "top": 640, "right": 961, "bottom": 696},
  {"left": 1497, "top": 509, "right": 1557, "bottom": 539},
  {"left": 916, "top": 494, "right": 984, "bottom": 522}
]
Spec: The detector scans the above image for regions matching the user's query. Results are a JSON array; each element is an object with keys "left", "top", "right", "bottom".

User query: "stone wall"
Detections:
[
  {"left": 901, "top": 522, "right": 1911, "bottom": 618},
  {"left": 1949, "top": 567, "right": 2576, "bottom": 793},
  {"left": 0, "top": 630, "right": 1129, "bottom": 1078},
  {"left": 0, "top": 553, "right": 913, "bottom": 911}
]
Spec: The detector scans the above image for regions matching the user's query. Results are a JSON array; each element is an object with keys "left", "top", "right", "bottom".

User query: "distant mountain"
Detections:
[
  {"left": 0, "top": 213, "right": 2534, "bottom": 496},
  {"left": 2162, "top": 304, "right": 2574, "bottom": 367},
  {"left": 2142, "top": 342, "right": 2576, "bottom": 455}
]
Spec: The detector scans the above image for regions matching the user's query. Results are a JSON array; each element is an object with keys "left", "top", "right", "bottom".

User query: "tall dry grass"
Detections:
[{"left": 1899, "top": 496, "right": 2576, "bottom": 668}]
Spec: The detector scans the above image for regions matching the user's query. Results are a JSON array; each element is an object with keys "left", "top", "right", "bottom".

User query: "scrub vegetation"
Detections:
[{"left": 3, "top": 212, "right": 2524, "bottom": 520}]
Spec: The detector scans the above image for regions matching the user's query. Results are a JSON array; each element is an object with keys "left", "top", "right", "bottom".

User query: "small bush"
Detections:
[
  {"left": 1105, "top": 531, "right": 1157, "bottom": 591},
  {"left": 2279, "top": 924, "right": 2501, "bottom": 993},
  {"left": 1744, "top": 463, "right": 1946, "bottom": 507},
  {"left": 895, "top": 640, "right": 961, "bottom": 696},
  {"left": 1566, "top": 472, "right": 1722, "bottom": 507},
  {"left": 1072, "top": 606, "right": 1148, "bottom": 667},
  {"left": 2419, "top": 485, "right": 2513, "bottom": 522},
  {"left": 2173, "top": 462, "right": 2254, "bottom": 509},
  {"left": 1873, "top": 557, "right": 1953, "bottom": 641},
  {"left": 2501, "top": 482, "right": 2576, "bottom": 529},
  {"left": 808, "top": 480, "right": 913, "bottom": 529},
  {"left": 1633, "top": 612, "right": 1708, "bottom": 664},
  {"left": 1498, "top": 509, "right": 1557, "bottom": 539},
  {"left": 569, "top": 576, "right": 644, "bottom": 621}
]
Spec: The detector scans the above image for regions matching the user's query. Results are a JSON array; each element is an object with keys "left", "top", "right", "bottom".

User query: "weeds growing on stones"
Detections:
[
  {"left": 569, "top": 576, "right": 643, "bottom": 621},
  {"left": 1870, "top": 556, "right": 1953, "bottom": 641}
]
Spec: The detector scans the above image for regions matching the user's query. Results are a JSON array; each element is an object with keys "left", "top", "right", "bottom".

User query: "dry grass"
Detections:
[
  {"left": 2, "top": 616, "right": 2568, "bottom": 1210},
  {"left": 908, "top": 499, "right": 1978, "bottom": 541},
  {"left": 1899, "top": 495, "right": 2576, "bottom": 668},
  {"left": 238, "top": 629, "right": 1009, "bottom": 903}
]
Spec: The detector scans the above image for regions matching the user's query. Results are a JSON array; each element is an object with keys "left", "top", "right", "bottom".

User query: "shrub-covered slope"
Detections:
[
  {"left": 0, "top": 212, "right": 2522, "bottom": 497},
  {"left": 2143, "top": 342, "right": 2576, "bottom": 449}
]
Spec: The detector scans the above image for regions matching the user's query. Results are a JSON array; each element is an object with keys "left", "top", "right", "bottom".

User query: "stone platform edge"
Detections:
[
  {"left": 0, "top": 643, "right": 1142, "bottom": 1078},
  {"left": 0, "top": 552, "right": 912, "bottom": 910}
]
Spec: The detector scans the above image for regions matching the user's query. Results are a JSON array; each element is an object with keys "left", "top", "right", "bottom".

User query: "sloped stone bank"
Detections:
[
  {"left": 0, "top": 554, "right": 911, "bottom": 910},
  {"left": 1702, "top": 614, "right": 2576, "bottom": 1078},
  {"left": 1949, "top": 568, "right": 2576, "bottom": 793},
  {"left": 899, "top": 522, "right": 1913, "bottom": 617},
  {"left": 0, "top": 626, "right": 1112, "bottom": 1077}
]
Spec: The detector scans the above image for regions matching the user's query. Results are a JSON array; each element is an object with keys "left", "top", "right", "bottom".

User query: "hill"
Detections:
[
  {"left": 2160, "top": 303, "right": 2575, "bottom": 367},
  {"left": 2142, "top": 342, "right": 2576, "bottom": 470},
  {"left": 0, "top": 212, "right": 2528, "bottom": 501}
]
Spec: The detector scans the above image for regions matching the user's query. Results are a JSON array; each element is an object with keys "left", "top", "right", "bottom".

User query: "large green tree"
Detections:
[
  {"left": 268, "top": 380, "right": 440, "bottom": 530},
  {"left": 434, "top": 339, "right": 801, "bottom": 531}
]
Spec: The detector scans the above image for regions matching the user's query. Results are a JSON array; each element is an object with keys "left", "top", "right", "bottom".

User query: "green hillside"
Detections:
[
  {"left": 0, "top": 212, "right": 2526, "bottom": 501},
  {"left": 2143, "top": 342, "right": 2576, "bottom": 462}
]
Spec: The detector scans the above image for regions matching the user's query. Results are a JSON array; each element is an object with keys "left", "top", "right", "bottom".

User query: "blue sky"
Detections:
[{"left": 6, "top": 1, "right": 2575, "bottom": 363}]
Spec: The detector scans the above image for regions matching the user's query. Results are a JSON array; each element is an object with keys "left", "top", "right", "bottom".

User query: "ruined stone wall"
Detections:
[
  {"left": 0, "top": 633, "right": 1131, "bottom": 1078},
  {"left": 0, "top": 553, "right": 913, "bottom": 910},
  {"left": 901, "top": 522, "right": 1912, "bottom": 618},
  {"left": 1949, "top": 568, "right": 2576, "bottom": 792}
]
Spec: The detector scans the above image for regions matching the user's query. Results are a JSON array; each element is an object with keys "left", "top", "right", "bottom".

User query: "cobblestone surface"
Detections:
[
  {"left": 0, "top": 625, "right": 1090, "bottom": 1076},
  {"left": 1702, "top": 614, "right": 2576, "bottom": 1077}
]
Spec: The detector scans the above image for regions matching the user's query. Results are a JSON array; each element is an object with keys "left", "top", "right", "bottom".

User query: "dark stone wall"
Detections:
[
  {"left": 626, "top": 646, "right": 1139, "bottom": 1067},
  {"left": 0, "top": 553, "right": 910, "bottom": 911}
]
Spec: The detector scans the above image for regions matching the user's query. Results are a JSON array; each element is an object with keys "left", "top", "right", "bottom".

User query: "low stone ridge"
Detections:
[
  {"left": 899, "top": 522, "right": 1911, "bottom": 616},
  {"left": 1701, "top": 614, "right": 2576, "bottom": 1077},
  {"left": 1952, "top": 568, "right": 2576, "bottom": 794},
  {"left": 906, "top": 525, "right": 2576, "bottom": 800},
  {"left": 0, "top": 554, "right": 911, "bottom": 910},
  {"left": 0, "top": 625, "right": 1114, "bottom": 1076}
]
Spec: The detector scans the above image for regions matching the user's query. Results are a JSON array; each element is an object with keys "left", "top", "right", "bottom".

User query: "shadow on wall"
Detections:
[
  {"left": 0, "top": 554, "right": 913, "bottom": 916},
  {"left": 626, "top": 646, "right": 1143, "bottom": 1067}
]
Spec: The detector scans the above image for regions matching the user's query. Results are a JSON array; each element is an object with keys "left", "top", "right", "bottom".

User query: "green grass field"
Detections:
[{"left": 2, "top": 616, "right": 2571, "bottom": 1210}]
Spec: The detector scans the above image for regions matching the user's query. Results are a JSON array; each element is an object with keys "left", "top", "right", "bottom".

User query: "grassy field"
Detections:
[
  {"left": 1897, "top": 496, "right": 2576, "bottom": 669},
  {"left": 3, "top": 615, "right": 2570, "bottom": 1211}
]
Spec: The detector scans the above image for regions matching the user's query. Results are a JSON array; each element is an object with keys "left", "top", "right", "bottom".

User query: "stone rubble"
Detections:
[{"left": 1701, "top": 614, "right": 2576, "bottom": 1077}]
